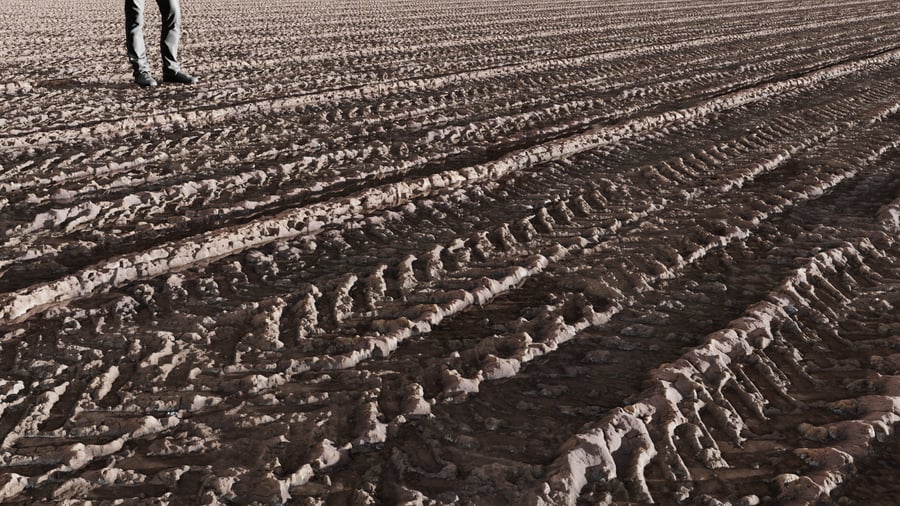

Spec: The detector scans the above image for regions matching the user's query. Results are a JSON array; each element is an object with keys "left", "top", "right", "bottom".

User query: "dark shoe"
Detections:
[
  {"left": 163, "top": 71, "right": 198, "bottom": 84},
  {"left": 134, "top": 71, "right": 158, "bottom": 87}
]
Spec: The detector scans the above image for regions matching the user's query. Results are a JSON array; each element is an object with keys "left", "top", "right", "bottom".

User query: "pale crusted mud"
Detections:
[{"left": 1, "top": 0, "right": 900, "bottom": 504}]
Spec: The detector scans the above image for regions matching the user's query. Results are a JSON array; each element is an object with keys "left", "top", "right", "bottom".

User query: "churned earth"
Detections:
[{"left": 1, "top": 0, "right": 900, "bottom": 504}]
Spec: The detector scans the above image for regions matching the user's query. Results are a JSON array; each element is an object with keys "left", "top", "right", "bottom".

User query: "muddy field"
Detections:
[{"left": 2, "top": 0, "right": 900, "bottom": 504}]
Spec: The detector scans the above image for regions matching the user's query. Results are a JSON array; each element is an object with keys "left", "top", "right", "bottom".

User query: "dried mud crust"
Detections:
[{"left": 2, "top": 0, "right": 900, "bottom": 505}]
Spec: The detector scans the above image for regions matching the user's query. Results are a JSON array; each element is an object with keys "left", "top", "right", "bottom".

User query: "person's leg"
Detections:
[
  {"left": 157, "top": 0, "right": 181, "bottom": 75},
  {"left": 157, "top": 0, "right": 197, "bottom": 83},
  {"left": 125, "top": 0, "right": 150, "bottom": 75}
]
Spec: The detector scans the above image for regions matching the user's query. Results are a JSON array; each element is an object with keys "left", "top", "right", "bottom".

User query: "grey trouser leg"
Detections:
[
  {"left": 125, "top": 0, "right": 149, "bottom": 74},
  {"left": 157, "top": 0, "right": 182, "bottom": 74},
  {"left": 125, "top": 0, "right": 181, "bottom": 75}
]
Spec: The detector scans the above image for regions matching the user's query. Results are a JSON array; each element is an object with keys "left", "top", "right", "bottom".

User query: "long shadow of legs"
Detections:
[{"left": 35, "top": 79, "right": 135, "bottom": 91}]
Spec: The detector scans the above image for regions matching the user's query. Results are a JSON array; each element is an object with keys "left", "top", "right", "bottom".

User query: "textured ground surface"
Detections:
[{"left": 2, "top": 0, "right": 900, "bottom": 504}]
